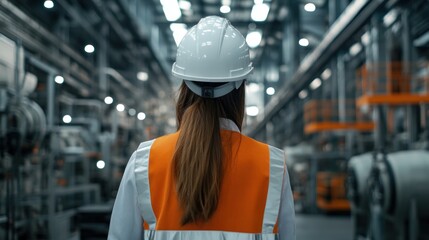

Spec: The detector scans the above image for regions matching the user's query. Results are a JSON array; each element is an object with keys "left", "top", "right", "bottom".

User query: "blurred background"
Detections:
[{"left": 1, "top": 0, "right": 429, "bottom": 239}]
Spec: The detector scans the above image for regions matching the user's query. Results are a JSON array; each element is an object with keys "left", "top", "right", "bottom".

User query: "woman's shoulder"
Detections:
[
  {"left": 239, "top": 134, "right": 284, "bottom": 154},
  {"left": 136, "top": 132, "right": 179, "bottom": 149}
]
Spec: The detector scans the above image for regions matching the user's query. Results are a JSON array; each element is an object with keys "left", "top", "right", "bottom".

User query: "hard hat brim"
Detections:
[{"left": 172, "top": 62, "right": 253, "bottom": 82}]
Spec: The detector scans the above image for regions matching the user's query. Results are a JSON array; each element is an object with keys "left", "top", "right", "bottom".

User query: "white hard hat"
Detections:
[{"left": 172, "top": 16, "right": 253, "bottom": 98}]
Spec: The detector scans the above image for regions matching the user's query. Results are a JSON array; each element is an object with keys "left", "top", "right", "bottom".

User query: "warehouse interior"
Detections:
[{"left": 1, "top": 0, "right": 429, "bottom": 239}]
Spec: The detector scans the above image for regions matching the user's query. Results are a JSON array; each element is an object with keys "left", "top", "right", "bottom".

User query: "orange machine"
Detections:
[
  {"left": 316, "top": 172, "right": 350, "bottom": 213},
  {"left": 304, "top": 100, "right": 374, "bottom": 134}
]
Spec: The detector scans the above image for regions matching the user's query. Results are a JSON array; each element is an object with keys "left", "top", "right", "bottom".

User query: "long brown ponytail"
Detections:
[{"left": 173, "top": 81, "right": 245, "bottom": 225}]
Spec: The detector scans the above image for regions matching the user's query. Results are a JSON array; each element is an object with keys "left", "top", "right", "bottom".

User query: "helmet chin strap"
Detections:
[{"left": 184, "top": 80, "right": 244, "bottom": 98}]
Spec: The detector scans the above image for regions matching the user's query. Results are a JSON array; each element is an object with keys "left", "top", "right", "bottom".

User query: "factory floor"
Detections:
[{"left": 296, "top": 213, "right": 353, "bottom": 240}]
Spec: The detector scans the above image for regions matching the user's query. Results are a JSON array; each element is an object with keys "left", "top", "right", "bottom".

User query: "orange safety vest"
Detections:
[{"left": 134, "top": 130, "right": 285, "bottom": 239}]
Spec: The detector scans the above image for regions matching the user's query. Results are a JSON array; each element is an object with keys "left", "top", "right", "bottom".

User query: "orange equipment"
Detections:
[{"left": 316, "top": 172, "right": 350, "bottom": 212}]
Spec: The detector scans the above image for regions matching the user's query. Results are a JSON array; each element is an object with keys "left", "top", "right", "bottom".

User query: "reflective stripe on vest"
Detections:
[
  {"left": 135, "top": 131, "right": 285, "bottom": 239},
  {"left": 135, "top": 139, "right": 157, "bottom": 229},
  {"left": 144, "top": 230, "right": 279, "bottom": 240}
]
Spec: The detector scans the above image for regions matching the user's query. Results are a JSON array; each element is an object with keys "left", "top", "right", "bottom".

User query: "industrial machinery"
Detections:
[
  {"left": 315, "top": 155, "right": 350, "bottom": 213},
  {"left": 316, "top": 172, "right": 350, "bottom": 213},
  {"left": 0, "top": 34, "right": 105, "bottom": 239},
  {"left": 348, "top": 151, "right": 429, "bottom": 239},
  {"left": 347, "top": 153, "right": 376, "bottom": 238}
]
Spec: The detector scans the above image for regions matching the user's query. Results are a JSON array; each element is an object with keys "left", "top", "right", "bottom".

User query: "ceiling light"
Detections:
[
  {"left": 266, "top": 87, "right": 275, "bottom": 95},
  {"left": 383, "top": 9, "right": 398, "bottom": 27},
  {"left": 251, "top": 3, "right": 270, "bottom": 22},
  {"left": 299, "top": 90, "right": 308, "bottom": 99},
  {"left": 96, "top": 160, "right": 105, "bottom": 169},
  {"left": 178, "top": 0, "right": 191, "bottom": 10},
  {"left": 299, "top": 38, "right": 309, "bottom": 47},
  {"left": 266, "top": 69, "right": 279, "bottom": 82},
  {"left": 254, "top": 0, "right": 263, "bottom": 4},
  {"left": 246, "top": 31, "right": 262, "bottom": 48},
  {"left": 304, "top": 3, "right": 316, "bottom": 12},
  {"left": 116, "top": 104, "right": 125, "bottom": 112},
  {"left": 349, "top": 42, "right": 362, "bottom": 56},
  {"left": 63, "top": 115, "right": 72, "bottom": 124},
  {"left": 44, "top": 0, "right": 54, "bottom": 9},
  {"left": 170, "top": 23, "right": 188, "bottom": 46},
  {"left": 161, "top": 0, "right": 182, "bottom": 21},
  {"left": 84, "top": 44, "right": 95, "bottom": 53},
  {"left": 173, "top": 28, "right": 188, "bottom": 46},
  {"left": 361, "top": 31, "right": 370, "bottom": 46},
  {"left": 246, "top": 106, "right": 259, "bottom": 116},
  {"left": 55, "top": 75, "right": 64, "bottom": 84},
  {"left": 170, "top": 23, "right": 187, "bottom": 32},
  {"left": 137, "top": 71, "right": 149, "bottom": 81},
  {"left": 128, "top": 108, "right": 136, "bottom": 116},
  {"left": 220, "top": 5, "right": 231, "bottom": 14},
  {"left": 222, "top": 0, "right": 231, "bottom": 5},
  {"left": 321, "top": 68, "right": 331, "bottom": 80},
  {"left": 310, "top": 78, "right": 322, "bottom": 90},
  {"left": 104, "top": 96, "right": 113, "bottom": 105},
  {"left": 247, "top": 83, "right": 260, "bottom": 92},
  {"left": 137, "top": 112, "right": 146, "bottom": 120}
]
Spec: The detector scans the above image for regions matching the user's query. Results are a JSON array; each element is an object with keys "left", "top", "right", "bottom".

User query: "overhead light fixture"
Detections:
[
  {"left": 299, "top": 38, "right": 309, "bottom": 47},
  {"left": 222, "top": 0, "right": 231, "bottom": 5},
  {"left": 173, "top": 28, "right": 188, "bottom": 46},
  {"left": 170, "top": 23, "right": 187, "bottom": 32},
  {"left": 310, "top": 78, "right": 322, "bottom": 90},
  {"left": 361, "top": 31, "right": 370, "bottom": 46},
  {"left": 104, "top": 96, "right": 113, "bottom": 105},
  {"left": 170, "top": 23, "right": 188, "bottom": 46},
  {"left": 247, "top": 83, "right": 260, "bottom": 92},
  {"left": 251, "top": 3, "right": 270, "bottom": 22},
  {"left": 63, "top": 115, "right": 72, "bottom": 124},
  {"left": 299, "top": 90, "right": 308, "bottom": 99},
  {"left": 304, "top": 3, "right": 316, "bottom": 12},
  {"left": 44, "top": 0, "right": 54, "bottom": 9},
  {"left": 128, "top": 108, "right": 136, "bottom": 116},
  {"left": 137, "top": 71, "right": 149, "bottom": 81},
  {"left": 55, "top": 75, "right": 64, "bottom": 84},
  {"left": 84, "top": 44, "right": 95, "bottom": 53},
  {"left": 254, "top": 0, "right": 263, "bottom": 4},
  {"left": 349, "top": 42, "right": 362, "bottom": 56},
  {"left": 137, "top": 112, "right": 146, "bottom": 120},
  {"left": 220, "top": 5, "right": 231, "bottom": 14},
  {"left": 321, "top": 68, "right": 332, "bottom": 80},
  {"left": 116, "top": 104, "right": 125, "bottom": 112},
  {"left": 178, "top": 0, "right": 191, "bottom": 10},
  {"left": 160, "top": 0, "right": 182, "bottom": 21},
  {"left": 96, "top": 160, "right": 105, "bottom": 169},
  {"left": 266, "top": 69, "right": 279, "bottom": 82},
  {"left": 266, "top": 87, "right": 275, "bottom": 95},
  {"left": 246, "top": 106, "right": 259, "bottom": 116},
  {"left": 383, "top": 9, "right": 398, "bottom": 27},
  {"left": 246, "top": 31, "right": 262, "bottom": 48}
]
